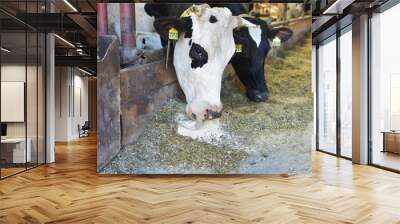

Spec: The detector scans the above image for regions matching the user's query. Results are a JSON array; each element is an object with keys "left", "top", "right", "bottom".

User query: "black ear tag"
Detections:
[
  {"left": 235, "top": 44, "right": 242, "bottom": 53},
  {"left": 166, "top": 40, "right": 171, "bottom": 69},
  {"left": 166, "top": 27, "right": 179, "bottom": 69}
]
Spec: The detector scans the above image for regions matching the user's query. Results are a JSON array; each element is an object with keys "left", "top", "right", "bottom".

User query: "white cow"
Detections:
[{"left": 154, "top": 4, "right": 255, "bottom": 126}]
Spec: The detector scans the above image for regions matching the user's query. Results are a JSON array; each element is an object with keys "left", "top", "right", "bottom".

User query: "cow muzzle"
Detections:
[
  {"left": 206, "top": 108, "right": 222, "bottom": 119},
  {"left": 186, "top": 103, "right": 223, "bottom": 122},
  {"left": 246, "top": 89, "right": 269, "bottom": 102}
]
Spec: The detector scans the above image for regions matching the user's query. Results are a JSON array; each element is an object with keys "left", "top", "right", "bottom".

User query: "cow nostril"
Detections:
[
  {"left": 212, "top": 110, "right": 222, "bottom": 118},
  {"left": 206, "top": 109, "right": 222, "bottom": 119}
]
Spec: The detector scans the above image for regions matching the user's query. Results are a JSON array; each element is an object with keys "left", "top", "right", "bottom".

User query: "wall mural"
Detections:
[{"left": 97, "top": 2, "right": 313, "bottom": 174}]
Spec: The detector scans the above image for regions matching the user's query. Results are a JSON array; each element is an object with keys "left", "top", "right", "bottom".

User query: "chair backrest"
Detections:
[{"left": 82, "top": 121, "right": 90, "bottom": 129}]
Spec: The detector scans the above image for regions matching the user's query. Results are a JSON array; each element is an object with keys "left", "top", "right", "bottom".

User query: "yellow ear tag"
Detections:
[
  {"left": 235, "top": 44, "right": 242, "bottom": 53},
  {"left": 168, "top": 27, "right": 179, "bottom": 40},
  {"left": 272, "top": 37, "right": 281, "bottom": 47}
]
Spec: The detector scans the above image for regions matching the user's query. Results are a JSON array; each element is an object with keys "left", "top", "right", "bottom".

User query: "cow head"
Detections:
[
  {"left": 154, "top": 4, "right": 256, "bottom": 124},
  {"left": 232, "top": 18, "right": 293, "bottom": 102},
  {"left": 252, "top": 26, "right": 293, "bottom": 102}
]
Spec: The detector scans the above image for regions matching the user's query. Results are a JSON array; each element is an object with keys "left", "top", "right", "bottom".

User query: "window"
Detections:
[
  {"left": 340, "top": 27, "right": 352, "bottom": 158},
  {"left": 0, "top": 1, "right": 47, "bottom": 179},
  {"left": 370, "top": 3, "right": 400, "bottom": 171},
  {"left": 317, "top": 36, "right": 337, "bottom": 154}
]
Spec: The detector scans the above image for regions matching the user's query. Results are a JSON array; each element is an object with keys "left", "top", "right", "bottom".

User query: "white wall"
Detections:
[
  {"left": 135, "top": 3, "right": 155, "bottom": 33},
  {"left": 107, "top": 3, "right": 155, "bottom": 40},
  {"left": 71, "top": 73, "right": 89, "bottom": 138},
  {"left": 54, "top": 67, "right": 89, "bottom": 141},
  {"left": 55, "top": 66, "right": 69, "bottom": 141},
  {"left": 106, "top": 3, "right": 161, "bottom": 50},
  {"left": 1, "top": 65, "right": 26, "bottom": 81}
]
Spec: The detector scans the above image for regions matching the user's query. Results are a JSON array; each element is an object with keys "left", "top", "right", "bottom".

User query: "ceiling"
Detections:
[
  {"left": 0, "top": 0, "right": 97, "bottom": 74},
  {"left": 312, "top": 0, "right": 390, "bottom": 44}
]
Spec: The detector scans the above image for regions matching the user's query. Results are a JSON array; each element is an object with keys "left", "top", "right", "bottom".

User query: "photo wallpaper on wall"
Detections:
[{"left": 97, "top": 2, "right": 313, "bottom": 174}]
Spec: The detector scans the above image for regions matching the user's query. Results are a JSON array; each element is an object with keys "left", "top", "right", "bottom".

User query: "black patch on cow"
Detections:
[
  {"left": 183, "top": 17, "right": 193, "bottom": 38},
  {"left": 209, "top": 15, "right": 218, "bottom": 23},
  {"left": 188, "top": 39, "right": 192, "bottom": 46},
  {"left": 189, "top": 43, "right": 208, "bottom": 69}
]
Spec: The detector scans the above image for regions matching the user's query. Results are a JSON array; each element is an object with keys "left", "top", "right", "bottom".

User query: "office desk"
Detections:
[
  {"left": 382, "top": 131, "right": 400, "bottom": 155},
  {"left": 1, "top": 138, "right": 31, "bottom": 163}
]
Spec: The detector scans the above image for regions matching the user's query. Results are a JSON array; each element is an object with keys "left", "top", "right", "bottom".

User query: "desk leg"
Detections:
[{"left": 382, "top": 133, "right": 386, "bottom": 153}]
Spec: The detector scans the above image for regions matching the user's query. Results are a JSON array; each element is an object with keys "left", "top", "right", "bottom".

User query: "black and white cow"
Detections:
[
  {"left": 148, "top": 4, "right": 257, "bottom": 123},
  {"left": 145, "top": 4, "right": 293, "bottom": 122},
  {"left": 231, "top": 17, "right": 293, "bottom": 101}
]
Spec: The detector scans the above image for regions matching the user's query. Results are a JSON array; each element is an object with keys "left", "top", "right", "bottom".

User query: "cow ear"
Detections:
[
  {"left": 269, "top": 27, "right": 293, "bottom": 42},
  {"left": 232, "top": 15, "right": 258, "bottom": 29},
  {"left": 190, "top": 4, "right": 210, "bottom": 17},
  {"left": 144, "top": 3, "right": 165, "bottom": 17},
  {"left": 153, "top": 17, "right": 192, "bottom": 41}
]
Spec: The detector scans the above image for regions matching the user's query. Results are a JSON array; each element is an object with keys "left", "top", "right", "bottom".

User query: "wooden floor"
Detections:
[
  {"left": 373, "top": 150, "right": 400, "bottom": 171},
  {"left": 1, "top": 167, "right": 26, "bottom": 178},
  {"left": 1, "top": 135, "right": 400, "bottom": 223}
]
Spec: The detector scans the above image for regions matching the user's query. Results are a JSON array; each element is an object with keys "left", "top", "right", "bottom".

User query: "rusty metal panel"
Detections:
[
  {"left": 97, "top": 35, "right": 121, "bottom": 171},
  {"left": 98, "top": 3, "right": 108, "bottom": 35}
]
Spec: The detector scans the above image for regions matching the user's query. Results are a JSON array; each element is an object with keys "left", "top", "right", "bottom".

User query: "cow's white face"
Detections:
[{"left": 169, "top": 5, "right": 253, "bottom": 123}]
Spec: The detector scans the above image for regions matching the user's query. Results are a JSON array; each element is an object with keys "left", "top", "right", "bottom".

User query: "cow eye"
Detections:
[{"left": 209, "top": 15, "right": 218, "bottom": 23}]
